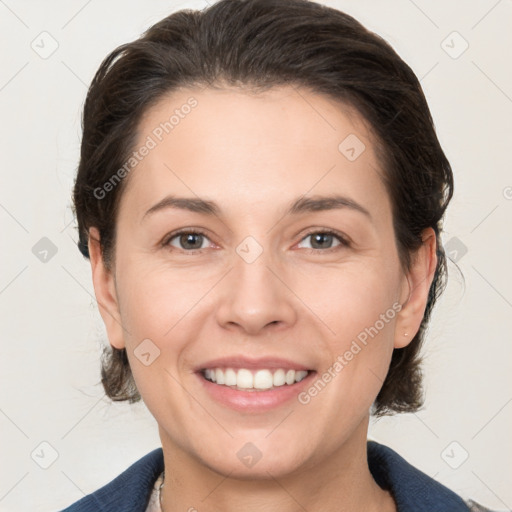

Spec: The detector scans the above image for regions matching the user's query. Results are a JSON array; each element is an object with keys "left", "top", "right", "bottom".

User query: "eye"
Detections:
[
  {"left": 296, "top": 230, "right": 349, "bottom": 252},
  {"left": 162, "top": 228, "right": 349, "bottom": 254},
  {"left": 163, "top": 230, "right": 213, "bottom": 252}
]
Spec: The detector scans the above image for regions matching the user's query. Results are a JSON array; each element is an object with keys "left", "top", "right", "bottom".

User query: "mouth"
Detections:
[
  {"left": 200, "top": 367, "right": 311, "bottom": 392},
  {"left": 195, "top": 356, "right": 317, "bottom": 414},
  {"left": 194, "top": 356, "right": 316, "bottom": 410}
]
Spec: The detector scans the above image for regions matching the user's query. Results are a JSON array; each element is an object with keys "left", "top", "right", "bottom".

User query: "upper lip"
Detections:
[{"left": 196, "top": 356, "right": 313, "bottom": 372}]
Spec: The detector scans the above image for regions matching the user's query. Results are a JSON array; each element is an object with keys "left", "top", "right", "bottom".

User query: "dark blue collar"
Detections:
[
  {"left": 60, "top": 448, "right": 164, "bottom": 512},
  {"left": 60, "top": 441, "right": 472, "bottom": 511},
  {"left": 367, "top": 441, "right": 470, "bottom": 511}
]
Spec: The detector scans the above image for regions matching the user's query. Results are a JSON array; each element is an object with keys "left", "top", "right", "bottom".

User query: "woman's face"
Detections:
[{"left": 91, "top": 85, "right": 433, "bottom": 478}]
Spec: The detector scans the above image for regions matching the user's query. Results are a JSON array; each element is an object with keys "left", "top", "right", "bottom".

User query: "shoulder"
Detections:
[
  {"left": 367, "top": 441, "right": 501, "bottom": 512},
  {"left": 58, "top": 448, "right": 164, "bottom": 512},
  {"left": 58, "top": 443, "right": 504, "bottom": 512}
]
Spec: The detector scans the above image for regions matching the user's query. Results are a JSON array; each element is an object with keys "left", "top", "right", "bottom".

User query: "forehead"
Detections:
[{"left": 120, "top": 85, "right": 391, "bottom": 222}]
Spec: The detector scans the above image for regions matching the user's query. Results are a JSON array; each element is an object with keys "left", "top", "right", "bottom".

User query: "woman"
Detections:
[{"left": 61, "top": 0, "right": 497, "bottom": 510}]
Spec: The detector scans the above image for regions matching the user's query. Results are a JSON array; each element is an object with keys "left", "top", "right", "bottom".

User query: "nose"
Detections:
[{"left": 215, "top": 246, "right": 298, "bottom": 336}]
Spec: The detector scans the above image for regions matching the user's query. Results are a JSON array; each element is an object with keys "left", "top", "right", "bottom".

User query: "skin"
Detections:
[{"left": 88, "top": 85, "right": 437, "bottom": 512}]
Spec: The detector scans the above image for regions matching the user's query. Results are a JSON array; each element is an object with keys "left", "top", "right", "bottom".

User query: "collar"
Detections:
[
  {"left": 61, "top": 441, "right": 472, "bottom": 511},
  {"left": 367, "top": 441, "right": 470, "bottom": 511}
]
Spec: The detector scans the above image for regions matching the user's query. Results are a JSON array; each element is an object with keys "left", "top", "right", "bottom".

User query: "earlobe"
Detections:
[
  {"left": 88, "top": 227, "right": 126, "bottom": 350},
  {"left": 394, "top": 228, "right": 437, "bottom": 349}
]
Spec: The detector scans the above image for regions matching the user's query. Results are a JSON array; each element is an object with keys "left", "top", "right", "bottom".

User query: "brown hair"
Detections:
[{"left": 73, "top": 0, "right": 453, "bottom": 416}]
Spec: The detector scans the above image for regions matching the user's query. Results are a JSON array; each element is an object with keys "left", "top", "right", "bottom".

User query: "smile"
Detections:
[{"left": 202, "top": 367, "right": 310, "bottom": 391}]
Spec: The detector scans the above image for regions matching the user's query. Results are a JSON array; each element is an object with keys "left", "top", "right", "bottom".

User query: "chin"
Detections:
[
  {"left": 190, "top": 435, "right": 312, "bottom": 480},
  {"left": 203, "top": 454, "right": 307, "bottom": 481}
]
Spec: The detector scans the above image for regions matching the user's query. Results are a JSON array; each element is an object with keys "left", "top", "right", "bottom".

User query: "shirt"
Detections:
[{"left": 59, "top": 441, "right": 498, "bottom": 512}]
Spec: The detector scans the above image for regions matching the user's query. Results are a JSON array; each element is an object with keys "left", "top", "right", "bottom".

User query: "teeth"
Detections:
[
  {"left": 215, "top": 368, "right": 225, "bottom": 385},
  {"left": 295, "top": 370, "right": 308, "bottom": 382},
  {"left": 224, "top": 368, "right": 237, "bottom": 386},
  {"left": 273, "top": 369, "right": 286, "bottom": 386},
  {"left": 254, "top": 369, "right": 273, "bottom": 390},
  {"left": 237, "top": 369, "right": 253, "bottom": 389},
  {"left": 202, "top": 368, "right": 309, "bottom": 390}
]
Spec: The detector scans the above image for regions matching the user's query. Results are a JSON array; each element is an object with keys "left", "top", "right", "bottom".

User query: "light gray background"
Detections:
[{"left": 1, "top": 1, "right": 511, "bottom": 511}]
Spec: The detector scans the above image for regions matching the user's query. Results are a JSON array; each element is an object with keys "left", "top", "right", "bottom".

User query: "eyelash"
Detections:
[
  {"left": 300, "top": 229, "right": 351, "bottom": 252},
  {"left": 162, "top": 228, "right": 351, "bottom": 254}
]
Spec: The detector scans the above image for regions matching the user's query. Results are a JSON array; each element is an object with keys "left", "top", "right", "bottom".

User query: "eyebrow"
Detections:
[{"left": 142, "top": 194, "right": 372, "bottom": 221}]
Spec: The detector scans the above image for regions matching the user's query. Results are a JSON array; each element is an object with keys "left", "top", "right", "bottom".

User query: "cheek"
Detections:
[
  {"left": 299, "top": 259, "right": 401, "bottom": 396},
  {"left": 338, "top": 274, "right": 399, "bottom": 340},
  {"left": 113, "top": 261, "right": 219, "bottom": 402},
  {"left": 297, "top": 257, "right": 401, "bottom": 340},
  {"left": 116, "top": 266, "right": 196, "bottom": 409},
  {"left": 115, "top": 260, "right": 207, "bottom": 343}
]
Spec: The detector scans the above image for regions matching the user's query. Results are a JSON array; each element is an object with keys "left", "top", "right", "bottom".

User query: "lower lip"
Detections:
[{"left": 196, "top": 371, "right": 316, "bottom": 412}]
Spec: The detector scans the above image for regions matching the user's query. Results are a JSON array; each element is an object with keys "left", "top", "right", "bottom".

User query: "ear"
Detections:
[
  {"left": 88, "top": 227, "right": 126, "bottom": 349},
  {"left": 394, "top": 227, "right": 438, "bottom": 349}
]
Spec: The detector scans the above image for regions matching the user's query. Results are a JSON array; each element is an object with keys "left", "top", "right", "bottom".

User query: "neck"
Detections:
[{"left": 158, "top": 419, "right": 396, "bottom": 512}]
